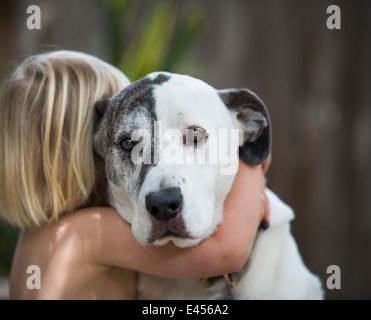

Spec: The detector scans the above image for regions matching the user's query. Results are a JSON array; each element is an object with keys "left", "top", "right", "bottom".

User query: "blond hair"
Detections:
[{"left": 0, "top": 50, "right": 130, "bottom": 228}]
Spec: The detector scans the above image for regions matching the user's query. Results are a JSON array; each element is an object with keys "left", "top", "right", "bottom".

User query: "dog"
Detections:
[{"left": 94, "top": 72, "right": 323, "bottom": 299}]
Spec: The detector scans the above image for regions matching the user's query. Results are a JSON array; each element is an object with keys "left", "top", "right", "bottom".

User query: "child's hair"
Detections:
[{"left": 0, "top": 50, "right": 130, "bottom": 228}]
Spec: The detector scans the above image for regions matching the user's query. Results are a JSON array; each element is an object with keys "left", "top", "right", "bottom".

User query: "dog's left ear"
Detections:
[
  {"left": 93, "top": 98, "right": 110, "bottom": 159},
  {"left": 218, "top": 88, "right": 271, "bottom": 165}
]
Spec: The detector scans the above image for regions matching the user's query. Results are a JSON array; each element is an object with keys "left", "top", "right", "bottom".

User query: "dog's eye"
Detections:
[
  {"left": 184, "top": 127, "right": 207, "bottom": 147},
  {"left": 120, "top": 137, "right": 136, "bottom": 152}
]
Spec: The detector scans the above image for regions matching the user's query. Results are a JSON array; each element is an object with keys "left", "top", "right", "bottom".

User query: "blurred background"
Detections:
[{"left": 0, "top": 0, "right": 370, "bottom": 299}]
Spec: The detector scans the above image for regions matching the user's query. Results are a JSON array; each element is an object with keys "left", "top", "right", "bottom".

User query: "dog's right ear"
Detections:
[
  {"left": 94, "top": 98, "right": 110, "bottom": 123},
  {"left": 93, "top": 98, "right": 110, "bottom": 159}
]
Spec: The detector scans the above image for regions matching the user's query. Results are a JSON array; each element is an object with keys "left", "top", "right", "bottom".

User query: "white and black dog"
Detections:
[{"left": 94, "top": 72, "right": 323, "bottom": 299}]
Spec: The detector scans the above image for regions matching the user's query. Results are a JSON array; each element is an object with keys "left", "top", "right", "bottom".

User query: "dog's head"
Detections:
[{"left": 94, "top": 72, "right": 270, "bottom": 247}]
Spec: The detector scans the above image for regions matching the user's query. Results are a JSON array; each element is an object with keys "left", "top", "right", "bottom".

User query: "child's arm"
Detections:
[{"left": 72, "top": 160, "right": 268, "bottom": 278}]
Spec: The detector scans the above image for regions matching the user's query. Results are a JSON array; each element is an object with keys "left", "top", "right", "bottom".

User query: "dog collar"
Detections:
[
  {"left": 199, "top": 223, "right": 269, "bottom": 299},
  {"left": 201, "top": 273, "right": 235, "bottom": 300}
]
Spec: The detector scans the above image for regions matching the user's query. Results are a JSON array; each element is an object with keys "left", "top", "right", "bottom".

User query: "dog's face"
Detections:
[{"left": 94, "top": 72, "right": 270, "bottom": 247}]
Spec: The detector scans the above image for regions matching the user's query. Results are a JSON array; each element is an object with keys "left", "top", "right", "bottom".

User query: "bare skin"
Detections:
[{"left": 10, "top": 160, "right": 269, "bottom": 300}]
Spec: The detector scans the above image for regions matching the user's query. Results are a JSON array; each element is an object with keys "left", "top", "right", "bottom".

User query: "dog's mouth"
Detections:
[
  {"left": 159, "top": 231, "right": 183, "bottom": 239},
  {"left": 148, "top": 215, "right": 191, "bottom": 243}
]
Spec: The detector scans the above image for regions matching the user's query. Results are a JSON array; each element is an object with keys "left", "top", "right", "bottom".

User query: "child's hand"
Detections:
[{"left": 260, "top": 154, "right": 271, "bottom": 227}]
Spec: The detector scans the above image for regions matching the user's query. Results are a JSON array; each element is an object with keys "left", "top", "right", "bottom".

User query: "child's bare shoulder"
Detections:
[{"left": 48, "top": 207, "right": 123, "bottom": 256}]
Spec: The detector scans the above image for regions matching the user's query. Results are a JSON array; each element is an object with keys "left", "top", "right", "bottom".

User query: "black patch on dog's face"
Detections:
[
  {"left": 95, "top": 73, "right": 170, "bottom": 198},
  {"left": 152, "top": 73, "right": 170, "bottom": 85}
]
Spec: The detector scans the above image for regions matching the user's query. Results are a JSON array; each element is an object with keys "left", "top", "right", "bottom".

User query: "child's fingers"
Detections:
[
  {"left": 262, "top": 154, "right": 272, "bottom": 175},
  {"left": 260, "top": 166, "right": 270, "bottom": 226}
]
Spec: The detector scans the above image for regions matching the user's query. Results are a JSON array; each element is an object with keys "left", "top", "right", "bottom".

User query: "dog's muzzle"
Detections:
[{"left": 145, "top": 187, "right": 189, "bottom": 242}]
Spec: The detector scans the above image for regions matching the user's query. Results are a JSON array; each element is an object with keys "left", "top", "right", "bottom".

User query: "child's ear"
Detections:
[
  {"left": 93, "top": 98, "right": 110, "bottom": 159},
  {"left": 218, "top": 88, "right": 271, "bottom": 165}
]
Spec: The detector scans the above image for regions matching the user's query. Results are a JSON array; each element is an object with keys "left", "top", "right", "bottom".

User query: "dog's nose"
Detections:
[{"left": 145, "top": 187, "right": 183, "bottom": 222}]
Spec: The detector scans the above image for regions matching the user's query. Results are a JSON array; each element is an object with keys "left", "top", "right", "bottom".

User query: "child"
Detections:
[{"left": 0, "top": 51, "right": 270, "bottom": 299}]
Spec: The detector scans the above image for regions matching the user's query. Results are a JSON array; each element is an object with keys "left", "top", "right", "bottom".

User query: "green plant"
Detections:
[{"left": 103, "top": 0, "right": 208, "bottom": 81}]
